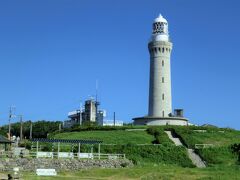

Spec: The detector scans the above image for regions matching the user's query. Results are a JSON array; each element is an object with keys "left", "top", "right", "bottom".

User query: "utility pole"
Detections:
[
  {"left": 8, "top": 106, "right": 16, "bottom": 140},
  {"left": 113, "top": 112, "right": 116, "bottom": 127},
  {"left": 19, "top": 115, "right": 23, "bottom": 141},
  {"left": 29, "top": 121, "right": 32, "bottom": 139},
  {"left": 79, "top": 102, "right": 82, "bottom": 126}
]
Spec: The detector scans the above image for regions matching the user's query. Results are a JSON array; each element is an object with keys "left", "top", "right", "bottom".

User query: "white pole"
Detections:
[
  {"left": 58, "top": 142, "right": 60, "bottom": 159},
  {"left": 36, "top": 141, "right": 39, "bottom": 158},
  {"left": 98, "top": 144, "right": 101, "bottom": 160},
  {"left": 78, "top": 143, "right": 81, "bottom": 159}
]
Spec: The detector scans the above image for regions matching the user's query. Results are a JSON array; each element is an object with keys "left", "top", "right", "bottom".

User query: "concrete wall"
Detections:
[
  {"left": 134, "top": 117, "right": 188, "bottom": 126},
  {"left": 0, "top": 158, "right": 133, "bottom": 172}
]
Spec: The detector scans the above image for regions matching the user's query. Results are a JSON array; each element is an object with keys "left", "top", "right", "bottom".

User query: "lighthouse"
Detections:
[
  {"left": 133, "top": 14, "right": 188, "bottom": 126},
  {"left": 148, "top": 14, "right": 172, "bottom": 118}
]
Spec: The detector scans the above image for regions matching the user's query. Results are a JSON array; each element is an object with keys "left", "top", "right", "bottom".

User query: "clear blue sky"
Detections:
[{"left": 0, "top": 0, "right": 240, "bottom": 129}]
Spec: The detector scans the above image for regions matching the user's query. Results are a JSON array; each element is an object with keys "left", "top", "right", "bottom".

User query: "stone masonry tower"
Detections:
[
  {"left": 133, "top": 14, "right": 188, "bottom": 126},
  {"left": 148, "top": 14, "right": 172, "bottom": 118}
]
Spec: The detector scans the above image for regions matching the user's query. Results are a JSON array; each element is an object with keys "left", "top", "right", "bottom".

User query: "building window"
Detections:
[
  {"left": 162, "top": 48, "right": 164, "bottom": 53},
  {"left": 162, "top": 60, "right": 164, "bottom": 66},
  {"left": 162, "top": 94, "right": 164, "bottom": 100},
  {"left": 158, "top": 48, "right": 161, "bottom": 52},
  {"left": 162, "top": 77, "right": 164, "bottom": 83},
  {"left": 162, "top": 111, "right": 165, "bottom": 117},
  {"left": 155, "top": 48, "right": 157, "bottom": 53}
]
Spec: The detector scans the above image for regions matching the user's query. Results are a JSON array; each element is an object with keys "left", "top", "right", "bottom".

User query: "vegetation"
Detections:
[
  {"left": 1, "top": 120, "right": 61, "bottom": 138},
  {"left": 164, "top": 126, "right": 240, "bottom": 166},
  {"left": 231, "top": 143, "right": 240, "bottom": 163},
  {"left": 21, "top": 164, "right": 240, "bottom": 180},
  {"left": 53, "top": 130, "right": 153, "bottom": 144},
  {"left": 146, "top": 126, "right": 173, "bottom": 144},
  {"left": 1, "top": 124, "right": 240, "bottom": 179},
  {"left": 169, "top": 126, "right": 240, "bottom": 148}
]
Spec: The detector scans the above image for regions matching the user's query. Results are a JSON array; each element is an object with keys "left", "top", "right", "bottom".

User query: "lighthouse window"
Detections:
[
  {"left": 158, "top": 48, "right": 161, "bottom": 52},
  {"left": 162, "top": 77, "right": 164, "bottom": 83},
  {"left": 162, "top": 48, "right": 165, "bottom": 53},
  {"left": 162, "top": 94, "right": 165, "bottom": 100},
  {"left": 162, "top": 60, "right": 164, "bottom": 66},
  {"left": 155, "top": 48, "right": 157, "bottom": 53}
]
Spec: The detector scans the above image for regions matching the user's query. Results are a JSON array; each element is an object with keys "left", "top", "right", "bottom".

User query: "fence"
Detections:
[
  {"left": 0, "top": 151, "right": 125, "bottom": 160},
  {"left": 195, "top": 144, "right": 214, "bottom": 149}
]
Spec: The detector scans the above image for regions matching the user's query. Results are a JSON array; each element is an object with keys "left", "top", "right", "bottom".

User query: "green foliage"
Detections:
[
  {"left": 164, "top": 126, "right": 240, "bottom": 166},
  {"left": 146, "top": 127, "right": 174, "bottom": 144},
  {"left": 1, "top": 120, "right": 61, "bottom": 138},
  {"left": 196, "top": 146, "right": 237, "bottom": 165},
  {"left": 98, "top": 144, "right": 194, "bottom": 167},
  {"left": 231, "top": 143, "right": 240, "bottom": 163},
  {"left": 165, "top": 126, "right": 240, "bottom": 148}
]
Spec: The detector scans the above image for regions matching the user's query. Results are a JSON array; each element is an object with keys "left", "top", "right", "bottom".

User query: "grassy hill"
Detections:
[
  {"left": 53, "top": 130, "right": 154, "bottom": 144},
  {"left": 20, "top": 125, "right": 240, "bottom": 179},
  {"left": 51, "top": 127, "right": 192, "bottom": 167},
  {"left": 168, "top": 126, "right": 240, "bottom": 166}
]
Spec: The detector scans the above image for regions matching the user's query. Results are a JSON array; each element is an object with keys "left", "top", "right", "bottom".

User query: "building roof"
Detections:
[
  {"left": 31, "top": 138, "right": 103, "bottom": 144},
  {"left": 0, "top": 135, "right": 13, "bottom": 143}
]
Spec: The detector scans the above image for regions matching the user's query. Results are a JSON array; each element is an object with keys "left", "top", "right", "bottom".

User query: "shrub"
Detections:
[{"left": 231, "top": 143, "right": 240, "bottom": 163}]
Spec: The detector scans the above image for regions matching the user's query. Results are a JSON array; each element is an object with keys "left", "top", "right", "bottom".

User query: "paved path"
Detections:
[
  {"left": 187, "top": 149, "right": 206, "bottom": 168},
  {"left": 164, "top": 131, "right": 183, "bottom": 146},
  {"left": 164, "top": 131, "right": 206, "bottom": 168}
]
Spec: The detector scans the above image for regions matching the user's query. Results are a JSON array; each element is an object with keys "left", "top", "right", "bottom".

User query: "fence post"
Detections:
[
  {"left": 57, "top": 142, "right": 60, "bottom": 159},
  {"left": 98, "top": 144, "right": 101, "bottom": 160},
  {"left": 78, "top": 143, "right": 81, "bottom": 159},
  {"left": 36, "top": 141, "right": 39, "bottom": 159}
]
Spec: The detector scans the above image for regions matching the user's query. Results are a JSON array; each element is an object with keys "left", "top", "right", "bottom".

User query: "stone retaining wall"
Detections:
[{"left": 0, "top": 158, "right": 133, "bottom": 172}]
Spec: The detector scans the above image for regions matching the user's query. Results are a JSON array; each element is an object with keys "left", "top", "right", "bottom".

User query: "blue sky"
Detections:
[{"left": 0, "top": 0, "right": 240, "bottom": 129}]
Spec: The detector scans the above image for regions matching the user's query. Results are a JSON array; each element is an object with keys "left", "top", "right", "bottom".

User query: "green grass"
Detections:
[
  {"left": 196, "top": 146, "right": 237, "bottom": 166},
  {"left": 21, "top": 164, "right": 240, "bottom": 180},
  {"left": 169, "top": 126, "right": 240, "bottom": 166},
  {"left": 53, "top": 130, "right": 154, "bottom": 145},
  {"left": 171, "top": 126, "right": 240, "bottom": 148}
]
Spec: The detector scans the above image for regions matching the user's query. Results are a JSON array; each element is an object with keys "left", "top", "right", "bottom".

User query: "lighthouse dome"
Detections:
[
  {"left": 151, "top": 14, "right": 169, "bottom": 42},
  {"left": 154, "top": 14, "right": 168, "bottom": 23}
]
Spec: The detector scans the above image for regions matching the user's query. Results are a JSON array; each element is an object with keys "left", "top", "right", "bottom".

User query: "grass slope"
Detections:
[
  {"left": 53, "top": 130, "right": 154, "bottom": 144},
  {"left": 22, "top": 164, "right": 240, "bottom": 180},
  {"left": 170, "top": 126, "right": 240, "bottom": 166},
  {"left": 173, "top": 127, "right": 240, "bottom": 147}
]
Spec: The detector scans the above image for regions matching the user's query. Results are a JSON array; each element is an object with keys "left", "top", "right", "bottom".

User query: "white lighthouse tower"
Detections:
[{"left": 133, "top": 14, "right": 188, "bottom": 126}]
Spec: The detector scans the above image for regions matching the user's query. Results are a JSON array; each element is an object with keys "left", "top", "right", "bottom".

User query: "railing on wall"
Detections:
[{"left": 0, "top": 151, "right": 125, "bottom": 160}]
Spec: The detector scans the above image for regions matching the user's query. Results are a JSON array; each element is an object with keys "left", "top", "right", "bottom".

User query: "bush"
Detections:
[
  {"left": 98, "top": 143, "right": 194, "bottom": 167},
  {"left": 146, "top": 127, "right": 173, "bottom": 144},
  {"left": 196, "top": 146, "right": 237, "bottom": 165},
  {"left": 231, "top": 143, "right": 240, "bottom": 163}
]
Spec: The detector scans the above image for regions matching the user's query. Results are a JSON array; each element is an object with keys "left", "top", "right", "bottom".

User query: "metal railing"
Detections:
[
  {"left": 195, "top": 144, "right": 214, "bottom": 149},
  {"left": 0, "top": 151, "right": 125, "bottom": 160}
]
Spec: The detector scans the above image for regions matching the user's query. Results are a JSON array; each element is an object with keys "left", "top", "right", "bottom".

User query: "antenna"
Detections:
[
  {"left": 95, "top": 80, "right": 100, "bottom": 124},
  {"left": 96, "top": 79, "right": 98, "bottom": 102}
]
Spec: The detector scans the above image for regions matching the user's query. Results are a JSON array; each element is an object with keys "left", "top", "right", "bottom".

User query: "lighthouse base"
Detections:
[{"left": 132, "top": 116, "right": 189, "bottom": 126}]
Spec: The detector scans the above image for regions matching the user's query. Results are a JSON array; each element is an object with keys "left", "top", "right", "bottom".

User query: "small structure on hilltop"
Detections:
[
  {"left": 63, "top": 98, "right": 123, "bottom": 128},
  {"left": 63, "top": 98, "right": 106, "bottom": 128}
]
